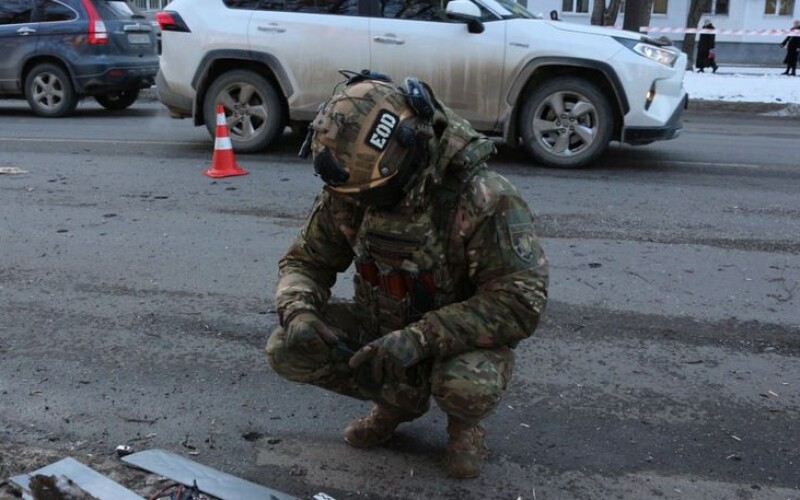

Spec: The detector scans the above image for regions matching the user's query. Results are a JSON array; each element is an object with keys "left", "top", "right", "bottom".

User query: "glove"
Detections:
[
  {"left": 284, "top": 311, "right": 338, "bottom": 354},
  {"left": 349, "top": 327, "right": 431, "bottom": 385}
]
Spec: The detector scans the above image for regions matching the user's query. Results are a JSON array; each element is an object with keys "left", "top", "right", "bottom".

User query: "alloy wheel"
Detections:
[
  {"left": 31, "top": 72, "right": 67, "bottom": 112},
  {"left": 531, "top": 91, "right": 598, "bottom": 157},
  {"left": 215, "top": 82, "right": 270, "bottom": 142}
]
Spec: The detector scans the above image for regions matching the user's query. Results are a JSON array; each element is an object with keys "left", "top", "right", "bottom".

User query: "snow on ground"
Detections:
[{"left": 684, "top": 66, "right": 800, "bottom": 104}]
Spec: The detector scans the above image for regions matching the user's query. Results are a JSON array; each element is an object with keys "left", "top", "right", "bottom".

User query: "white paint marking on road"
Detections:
[
  {"left": 642, "top": 160, "right": 769, "bottom": 170},
  {"left": 0, "top": 167, "right": 27, "bottom": 174},
  {"left": 0, "top": 137, "right": 204, "bottom": 146}
]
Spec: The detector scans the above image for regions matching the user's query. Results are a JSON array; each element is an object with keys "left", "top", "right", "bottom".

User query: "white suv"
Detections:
[{"left": 155, "top": 0, "right": 687, "bottom": 168}]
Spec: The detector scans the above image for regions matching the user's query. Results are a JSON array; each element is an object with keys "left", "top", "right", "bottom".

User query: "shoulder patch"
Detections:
[
  {"left": 509, "top": 222, "right": 536, "bottom": 263},
  {"left": 504, "top": 207, "right": 537, "bottom": 263}
]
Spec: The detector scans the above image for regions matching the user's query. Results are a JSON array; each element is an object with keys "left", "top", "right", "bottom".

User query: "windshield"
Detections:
[{"left": 484, "top": 0, "right": 538, "bottom": 19}]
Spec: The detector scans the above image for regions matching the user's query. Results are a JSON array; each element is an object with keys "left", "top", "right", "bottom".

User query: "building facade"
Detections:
[{"left": 537, "top": 0, "right": 799, "bottom": 65}]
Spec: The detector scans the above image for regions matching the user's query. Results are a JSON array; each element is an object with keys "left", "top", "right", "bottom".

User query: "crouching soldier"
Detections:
[{"left": 266, "top": 71, "right": 548, "bottom": 478}]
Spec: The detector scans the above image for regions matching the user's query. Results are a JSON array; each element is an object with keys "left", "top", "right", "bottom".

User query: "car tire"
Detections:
[
  {"left": 203, "top": 70, "right": 285, "bottom": 154},
  {"left": 95, "top": 89, "right": 140, "bottom": 110},
  {"left": 24, "top": 63, "right": 79, "bottom": 118},
  {"left": 519, "top": 77, "right": 613, "bottom": 169}
]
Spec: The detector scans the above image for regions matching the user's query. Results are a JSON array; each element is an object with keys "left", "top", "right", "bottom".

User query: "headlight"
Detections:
[{"left": 615, "top": 37, "right": 679, "bottom": 67}]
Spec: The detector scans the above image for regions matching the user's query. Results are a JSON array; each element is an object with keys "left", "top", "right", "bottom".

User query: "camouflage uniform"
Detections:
[{"left": 266, "top": 86, "right": 548, "bottom": 425}]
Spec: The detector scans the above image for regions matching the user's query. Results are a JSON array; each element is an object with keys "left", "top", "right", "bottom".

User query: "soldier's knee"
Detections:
[
  {"left": 433, "top": 377, "right": 503, "bottom": 422},
  {"left": 431, "top": 349, "right": 513, "bottom": 422},
  {"left": 265, "top": 326, "right": 328, "bottom": 384}
]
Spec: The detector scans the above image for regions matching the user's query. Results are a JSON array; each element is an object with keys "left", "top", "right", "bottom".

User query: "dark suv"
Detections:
[{"left": 0, "top": 0, "right": 159, "bottom": 117}]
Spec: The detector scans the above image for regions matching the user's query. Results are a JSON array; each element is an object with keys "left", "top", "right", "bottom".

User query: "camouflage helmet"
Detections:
[{"left": 302, "top": 73, "right": 435, "bottom": 206}]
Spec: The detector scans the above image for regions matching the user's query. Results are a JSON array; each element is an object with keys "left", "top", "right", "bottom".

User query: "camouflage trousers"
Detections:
[{"left": 266, "top": 303, "right": 514, "bottom": 423}]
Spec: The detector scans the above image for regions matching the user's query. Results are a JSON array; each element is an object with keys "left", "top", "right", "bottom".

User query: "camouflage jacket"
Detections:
[{"left": 275, "top": 104, "right": 548, "bottom": 358}]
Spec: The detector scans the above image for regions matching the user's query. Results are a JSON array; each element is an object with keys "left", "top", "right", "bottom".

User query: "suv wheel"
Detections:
[
  {"left": 203, "top": 70, "right": 285, "bottom": 154},
  {"left": 95, "top": 89, "right": 140, "bottom": 110},
  {"left": 24, "top": 63, "right": 79, "bottom": 118},
  {"left": 519, "top": 77, "right": 613, "bottom": 169}
]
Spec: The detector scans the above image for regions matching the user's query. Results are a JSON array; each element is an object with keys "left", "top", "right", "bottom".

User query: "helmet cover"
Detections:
[{"left": 309, "top": 79, "right": 428, "bottom": 200}]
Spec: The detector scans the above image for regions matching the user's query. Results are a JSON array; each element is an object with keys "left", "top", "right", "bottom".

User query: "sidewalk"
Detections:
[{"left": 684, "top": 66, "right": 800, "bottom": 107}]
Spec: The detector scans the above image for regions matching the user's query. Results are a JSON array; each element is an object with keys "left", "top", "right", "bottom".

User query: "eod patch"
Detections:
[{"left": 366, "top": 110, "right": 399, "bottom": 152}]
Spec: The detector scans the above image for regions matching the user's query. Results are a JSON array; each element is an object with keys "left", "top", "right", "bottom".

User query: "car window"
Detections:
[
  {"left": 380, "top": 0, "right": 494, "bottom": 21},
  {"left": 0, "top": 0, "right": 33, "bottom": 25},
  {"left": 478, "top": 0, "right": 535, "bottom": 19},
  {"left": 223, "top": 0, "right": 262, "bottom": 8},
  {"left": 253, "top": 0, "right": 360, "bottom": 15},
  {"left": 34, "top": 0, "right": 77, "bottom": 22},
  {"left": 92, "top": 0, "right": 144, "bottom": 19}
]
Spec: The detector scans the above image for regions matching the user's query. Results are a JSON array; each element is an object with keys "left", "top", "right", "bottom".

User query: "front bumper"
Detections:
[{"left": 622, "top": 92, "right": 688, "bottom": 145}]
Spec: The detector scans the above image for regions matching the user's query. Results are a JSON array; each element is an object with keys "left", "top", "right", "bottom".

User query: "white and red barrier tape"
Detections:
[{"left": 640, "top": 27, "right": 799, "bottom": 36}]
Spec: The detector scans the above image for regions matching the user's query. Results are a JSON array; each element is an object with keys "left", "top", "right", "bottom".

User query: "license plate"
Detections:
[{"left": 127, "top": 33, "right": 150, "bottom": 45}]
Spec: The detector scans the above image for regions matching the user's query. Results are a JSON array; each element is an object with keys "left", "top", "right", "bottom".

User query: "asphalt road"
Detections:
[{"left": 1, "top": 99, "right": 799, "bottom": 500}]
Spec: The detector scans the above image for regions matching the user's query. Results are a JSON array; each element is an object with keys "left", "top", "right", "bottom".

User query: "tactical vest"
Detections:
[
  {"left": 352, "top": 201, "right": 451, "bottom": 335},
  {"left": 351, "top": 123, "right": 494, "bottom": 336}
]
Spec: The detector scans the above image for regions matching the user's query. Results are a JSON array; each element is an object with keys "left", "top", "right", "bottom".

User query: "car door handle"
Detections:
[
  {"left": 257, "top": 24, "right": 286, "bottom": 33},
  {"left": 373, "top": 35, "right": 405, "bottom": 45},
  {"left": 17, "top": 27, "right": 37, "bottom": 35}
]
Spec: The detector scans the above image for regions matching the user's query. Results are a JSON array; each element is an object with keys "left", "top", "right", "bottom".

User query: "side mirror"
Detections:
[
  {"left": 446, "top": 0, "right": 482, "bottom": 22},
  {"left": 467, "top": 19, "right": 485, "bottom": 34},
  {"left": 445, "top": 0, "right": 481, "bottom": 19},
  {"left": 446, "top": 1, "right": 484, "bottom": 34}
]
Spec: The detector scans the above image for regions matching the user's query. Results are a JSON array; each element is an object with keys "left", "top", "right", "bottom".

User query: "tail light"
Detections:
[
  {"left": 81, "top": 0, "right": 108, "bottom": 44},
  {"left": 156, "top": 11, "right": 191, "bottom": 32}
]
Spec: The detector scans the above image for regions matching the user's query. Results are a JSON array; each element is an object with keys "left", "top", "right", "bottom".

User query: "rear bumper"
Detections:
[
  {"left": 155, "top": 69, "right": 193, "bottom": 118},
  {"left": 622, "top": 93, "right": 688, "bottom": 145},
  {"left": 73, "top": 61, "right": 159, "bottom": 95}
]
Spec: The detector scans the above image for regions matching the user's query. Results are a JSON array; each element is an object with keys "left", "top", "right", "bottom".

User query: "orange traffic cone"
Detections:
[{"left": 203, "top": 105, "right": 248, "bottom": 178}]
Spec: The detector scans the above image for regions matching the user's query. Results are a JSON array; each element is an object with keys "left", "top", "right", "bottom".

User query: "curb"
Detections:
[{"left": 687, "top": 100, "right": 800, "bottom": 116}]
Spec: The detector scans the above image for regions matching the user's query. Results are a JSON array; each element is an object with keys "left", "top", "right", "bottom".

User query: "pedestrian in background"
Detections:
[
  {"left": 779, "top": 20, "right": 800, "bottom": 76},
  {"left": 549, "top": 10, "right": 560, "bottom": 21},
  {"left": 696, "top": 18, "right": 719, "bottom": 73}
]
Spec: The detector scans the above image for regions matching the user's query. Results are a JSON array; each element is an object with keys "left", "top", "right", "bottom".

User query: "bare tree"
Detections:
[
  {"left": 622, "top": 0, "right": 654, "bottom": 33},
  {"left": 590, "top": 0, "right": 623, "bottom": 26},
  {"left": 682, "top": 0, "right": 712, "bottom": 69}
]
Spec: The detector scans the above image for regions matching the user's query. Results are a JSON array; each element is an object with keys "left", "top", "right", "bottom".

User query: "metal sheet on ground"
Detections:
[
  {"left": 10, "top": 457, "right": 142, "bottom": 500},
  {"left": 122, "top": 449, "right": 298, "bottom": 500}
]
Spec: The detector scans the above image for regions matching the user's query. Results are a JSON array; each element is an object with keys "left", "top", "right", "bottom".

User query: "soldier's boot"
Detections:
[
  {"left": 343, "top": 404, "right": 417, "bottom": 448},
  {"left": 445, "top": 417, "right": 488, "bottom": 479}
]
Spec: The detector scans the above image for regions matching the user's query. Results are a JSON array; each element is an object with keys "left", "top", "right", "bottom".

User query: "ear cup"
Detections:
[
  {"left": 395, "top": 126, "right": 417, "bottom": 148},
  {"left": 403, "top": 77, "right": 435, "bottom": 121}
]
